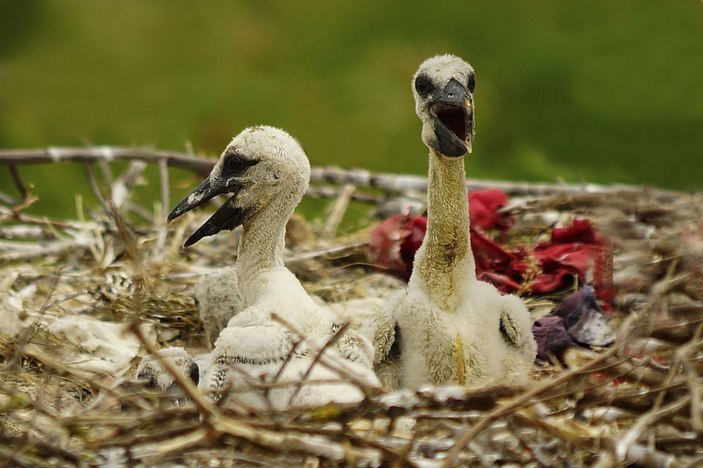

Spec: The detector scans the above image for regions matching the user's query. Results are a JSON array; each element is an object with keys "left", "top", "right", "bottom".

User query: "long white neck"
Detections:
[
  {"left": 409, "top": 149, "right": 476, "bottom": 311},
  {"left": 235, "top": 199, "right": 292, "bottom": 296}
]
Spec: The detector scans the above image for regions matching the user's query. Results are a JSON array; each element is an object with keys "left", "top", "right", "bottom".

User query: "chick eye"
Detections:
[
  {"left": 467, "top": 73, "right": 476, "bottom": 93},
  {"left": 227, "top": 157, "right": 247, "bottom": 173},
  {"left": 225, "top": 154, "right": 258, "bottom": 174},
  {"left": 414, "top": 76, "right": 434, "bottom": 96}
]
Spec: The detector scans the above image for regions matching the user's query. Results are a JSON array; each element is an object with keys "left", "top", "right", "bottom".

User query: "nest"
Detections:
[{"left": 1, "top": 148, "right": 702, "bottom": 467}]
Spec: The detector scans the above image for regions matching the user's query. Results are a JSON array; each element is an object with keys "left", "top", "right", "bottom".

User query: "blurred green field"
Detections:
[{"left": 1, "top": 1, "right": 702, "bottom": 219}]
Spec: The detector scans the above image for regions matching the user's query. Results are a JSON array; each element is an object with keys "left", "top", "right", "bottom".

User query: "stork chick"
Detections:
[
  {"left": 168, "top": 126, "right": 379, "bottom": 409},
  {"left": 369, "top": 55, "right": 536, "bottom": 389}
]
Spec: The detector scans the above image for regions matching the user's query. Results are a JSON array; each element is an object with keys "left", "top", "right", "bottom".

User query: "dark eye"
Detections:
[
  {"left": 467, "top": 73, "right": 475, "bottom": 93},
  {"left": 414, "top": 76, "right": 434, "bottom": 96},
  {"left": 227, "top": 157, "right": 247, "bottom": 173},
  {"left": 225, "top": 154, "right": 258, "bottom": 174}
]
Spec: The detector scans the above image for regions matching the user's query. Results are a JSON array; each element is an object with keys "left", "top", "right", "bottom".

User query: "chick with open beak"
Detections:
[
  {"left": 412, "top": 54, "right": 475, "bottom": 157},
  {"left": 168, "top": 146, "right": 260, "bottom": 247},
  {"left": 160, "top": 127, "right": 381, "bottom": 408},
  {"left": 163, "top": 125, "right": 313, "bottom": 346},
  {"left": 168, "top": 124, "right": 311, "bottom": 251}
]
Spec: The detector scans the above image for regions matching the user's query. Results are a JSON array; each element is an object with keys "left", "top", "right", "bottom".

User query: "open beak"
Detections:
[
  {"left": 169, "top": 175, "right": 234, "bottom": 222},
  {"left": 168, "top": 175, "right": 249, "bottom": 247},
  {"left": 429, "top": 79, "right": 474, "bottom": 157}
]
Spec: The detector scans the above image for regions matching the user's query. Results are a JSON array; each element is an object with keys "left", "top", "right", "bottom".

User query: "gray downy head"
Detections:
[
  {"left": 168, "top": 126, "right": 311, "bottom": 247},
  {"left": 412, "top": 54, "right": 476, "bottom": 157}
]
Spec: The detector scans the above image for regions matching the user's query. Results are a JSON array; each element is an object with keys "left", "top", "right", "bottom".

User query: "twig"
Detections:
[
  {"left": 111, "top": 160, "right": 148, "bottom": 208},
  {"left": 9, "top": 164, "right": 29, "bottom": 200},
  {"left": 0, "top": 146, "right": 685, "bottom": 197},
  {"left": 287, "top": 321, "right": 351, "bottom": 406},
  {"left": 630, "top": 320, "right": 703, "bottom": 456},
  {"left": 129, "top": 321, "right": 220, "bottom": 419},
  {"left": 5, "top": 164, "right": 38, "bottom": 216},
  {"left": 310, "top": 165, "right": 680, "bottom": 197},
  {"left": 0, "top": 239, "right": 85, "bottom": 262},
  {"left": 108, "top": 204, "right": 149, "bottom": 292},
  {"left": 285, "top": 242, "right": 369, "bottom": 265},
  {"left": 0, "top": 146, "right": 214, "bottom": 176},
  {"left": 306, "top": 185, "right": 383, "bottom": 204},
  {"left": 0, "top": 434, "right": 80, "bottom": 466},
  {"left": 513, "top": 406, "right": 598, "bottom": 448},
  {"left": 129, "top": 321, "right": 382, "bottom": 464},
  {"left": 271, "top": 336, "right": 308, "bottom": 387},
  {"left": 443, "top": 338, "right": 623, "bottom": 466},
  {"left": 20, "top": 342, "right": 128, "bottom": 394},
  {"left": 124, "top": 201, "right": 155, "bottom": 223},
  {"left": 0, "top": 205, "right": 94, "bottom": 229},
  {"left": 676, "top": 324, "right": 703, "bottom": 431},
  {"left": 321, "top": 183, "right": 356, "bottom": 238},
  {"left": 0, "top": 225, "right": 50, "bottom": 240},
  {"left": 155, "top": 158, "right": 170, "bottom": 253},
  {"left": 97, "top": 158, "right": 115, "bottom": 190},
  {"left": 272, "top": 313, "right": 376, "bottom": 399},
  {"left": 615, "top": 397, "right": 691, "bottom": 463},
  {"left": 84, "top": 163, "right": 111, "bottom": 214},
  {"left": 0, "top": 189, "right": 14, "bottom": 204}
]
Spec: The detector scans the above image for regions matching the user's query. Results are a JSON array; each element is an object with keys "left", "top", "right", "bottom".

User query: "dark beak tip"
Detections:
[
  {"left": 168, "top": 201, "right": 191, "bottom": 222},
  {"left": 183, "top": 231, "right": 203, "bottom": 248},
  {"left": 167, "top": 206, "right": 181, "bottom": 222}
]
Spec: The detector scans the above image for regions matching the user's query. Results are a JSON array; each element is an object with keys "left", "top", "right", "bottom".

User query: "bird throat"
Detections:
[
  {"left": 412, "top": 150, "right": 475, "bottom": 311},
  {"left": 235, "top": 201, "right": 290, "bottom": 287}
]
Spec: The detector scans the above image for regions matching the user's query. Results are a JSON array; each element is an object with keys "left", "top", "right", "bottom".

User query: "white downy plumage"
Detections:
[
  {"left": 165, "top": 126, "right": 379, "bottom": 409},
  {"left": 368, "top": 55, "right": 537, "bottom": 389}
]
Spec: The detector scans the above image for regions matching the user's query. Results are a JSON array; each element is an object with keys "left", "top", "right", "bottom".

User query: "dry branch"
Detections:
[
  {"left": 0, "top": 147, "right": 213, "bottom": 176},
  {"left": 0, "top": 146, "right": 683, "bottom": 197}
]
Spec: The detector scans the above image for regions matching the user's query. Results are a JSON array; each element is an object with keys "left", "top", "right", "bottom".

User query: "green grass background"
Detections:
[{"left": 1, "top": 1, "right": 702, "bottom": 218}]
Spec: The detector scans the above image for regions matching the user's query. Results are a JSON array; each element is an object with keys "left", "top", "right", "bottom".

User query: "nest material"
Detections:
[{"left": 1, "top": 153, "right": 702, "bottom": 467}]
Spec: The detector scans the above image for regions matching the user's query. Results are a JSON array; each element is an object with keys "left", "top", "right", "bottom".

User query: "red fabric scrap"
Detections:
[
  {"left": 368, "top": 214, "right": 426, "bottom": 280},
  {"left": 367, "top": 189, "right": 614, "bottom": 302},
  {"left": 532, "top": 219, "right": 612, "bottom": 298},
  {"left": 470, "top": 226, "right": 526, "bottom": 293},
  {"left": 468, "top": 189, "right": 513, "bottom": 232}
]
